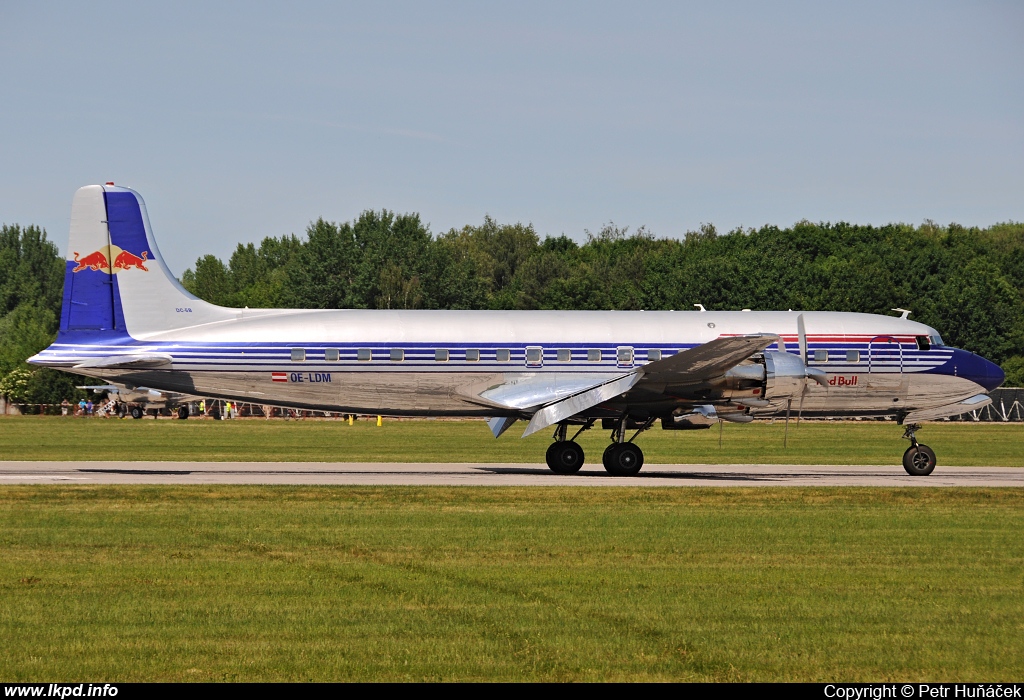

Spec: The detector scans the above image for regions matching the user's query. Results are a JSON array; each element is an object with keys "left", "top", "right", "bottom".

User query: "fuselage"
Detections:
[{"left": 31, "top": 307, "right": 1003, "bottom": 419}]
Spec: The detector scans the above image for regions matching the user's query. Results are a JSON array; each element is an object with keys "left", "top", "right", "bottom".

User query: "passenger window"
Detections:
[
  {"left": 465, "top": 349, "right": 480, "bottom": 362},
  {"left": 617, "top": 347, "right": 633, "bottom": 366},
  {"left": 324, "top": 348, "right": 339, "bottom": 362},
  {"left": 357, "top": 348, "right": 372, "bottom": 362},
  {"left": 916, "top": 336, "right": 931, "bottom": 351},
  {"left": 647, "top": 349, "right": 662, "bottom": 362},
  {"left": 587, "top": 349, "right": 602, "bottom": 362},
  {"left": 390, "top": 348, "right": 404, "bottom": 362},
  {"left": 435, "top": 348, "right": 449, "bottom": 362},
  {"left": 813, "top": 349, "right": 828, "bottom": 362},
  {"left": 526, "top": 347, "right": 543, "bottom": 366},
  {"left": 846, "top": 350, "right": 860, "bottom": 363},
  {"left": 495, "top": 349, "right": 510, "bottom": 362},
  {"left": 557, "top": 348, "right": 571, "bottom": 362},
  {"left": 290, "top": 348, "right": 306, "bottom": 362}
]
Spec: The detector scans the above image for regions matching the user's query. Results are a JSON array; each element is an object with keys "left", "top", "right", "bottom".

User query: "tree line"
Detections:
[{"left": 2, "top": 213, "right": 1023, "bottom": 405}]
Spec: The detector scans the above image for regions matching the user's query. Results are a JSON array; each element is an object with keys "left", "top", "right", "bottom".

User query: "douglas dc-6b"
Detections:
[{"left": 30, "top": 185, "right": 1006, "bottom": 476}]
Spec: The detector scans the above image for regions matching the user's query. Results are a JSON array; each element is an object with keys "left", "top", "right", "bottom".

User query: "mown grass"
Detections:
[
  {"left": 0, "top": 486, "right": 1022, "bottom": 681},
  {"left": 0, "top": 415, "right": 1021, "bottom": 465}
]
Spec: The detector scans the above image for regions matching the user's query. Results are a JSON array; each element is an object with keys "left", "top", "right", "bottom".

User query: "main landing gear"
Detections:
[
  {"left": 544, "top": 417, "right": 656, "bottom": 477},
  {"left": 545, "top": 422, "right": 589, "bottom": 474},
  {"left": 901, "top": 423, "right": 936, "bottom": 476},
  {"left": 602, "top": 417, "right": 655, "bottom": 476}
]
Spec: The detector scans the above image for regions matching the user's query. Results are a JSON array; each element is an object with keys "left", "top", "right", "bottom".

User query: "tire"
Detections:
[
  {"left": 130, "top": 406, "right": 144, "bottom": 420},
  {"left": 903, "top": 444, "right": 936, "bottom": 476},
  {"left": 177, "top": 406, "right": 189, "bottom": 420},
  {"left": 602, "top": 442, "right": 644, "bottom": 476},
  {"left": 546, "top": 442, "right": 585, "bottom": 474}
]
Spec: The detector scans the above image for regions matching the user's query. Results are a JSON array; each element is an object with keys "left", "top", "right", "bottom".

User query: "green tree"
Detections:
[
  {"left": 0, "top": 304, "right": 55, "bottom": 376},
  {"left": 934, "top": 258, "right": 1022, "bottom": 364},
  {"left": 0, "top": 224, "right": 65, "bottom": 317},
  {"left": 181, "top": 255, "right": 234, "bottom": 306},
  {"left": 285, "top": 219, "right": 356, "bottom": 309},
  {"left": 350, "top": 211, "right": 432, "bottom": 309},
  {"left": 1001, "top": 357, "right": 1024, "bottom": 387}
]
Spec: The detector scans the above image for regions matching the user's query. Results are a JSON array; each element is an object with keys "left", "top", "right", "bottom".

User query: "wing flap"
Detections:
[
  {"left": 487, "top": 416, "right": 519, "bottom": 438},
  {"left": 521, "top": 373, "right": 643, "bottom": 437},
  {"left": 467, "top": 372, "right": 625, "bottom": 411}
]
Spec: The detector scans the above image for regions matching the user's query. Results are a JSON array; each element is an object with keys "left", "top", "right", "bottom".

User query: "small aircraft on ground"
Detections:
[
  {"left": 78, "top": 381, "right": 195, "bottom": 419},
  {"left": 31, "top": 185, "right": 1005, "bottom": 475}
]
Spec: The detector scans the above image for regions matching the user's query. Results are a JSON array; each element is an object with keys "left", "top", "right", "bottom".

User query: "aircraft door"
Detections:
[{"left": 866, "top": 336, "right": 905, "bottom": 390}]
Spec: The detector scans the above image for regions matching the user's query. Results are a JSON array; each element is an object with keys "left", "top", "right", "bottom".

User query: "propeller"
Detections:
[
  {"left": 784, "top": 313, "right": 826, "bottom": 442},
  {"left": 796, "top": 314, "right": 808, "bottom": 427}
]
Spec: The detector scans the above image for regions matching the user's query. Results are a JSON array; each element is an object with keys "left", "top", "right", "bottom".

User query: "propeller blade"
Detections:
[
  {"left": 784, "top": 399, "right": 791, "bottom": 448},
  {"left": 797, "top": 313, "right": 808, "bottom": 363}
]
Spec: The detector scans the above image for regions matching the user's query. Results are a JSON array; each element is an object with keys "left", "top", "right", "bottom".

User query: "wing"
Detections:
[
  {"left": 520, "top": 334, "right": 778, "bottom": 437},
  {"left": 637, "top": 334, "right": 779, "bottom": 385}
]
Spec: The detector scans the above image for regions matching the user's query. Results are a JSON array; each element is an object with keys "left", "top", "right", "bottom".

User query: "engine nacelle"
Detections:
[
  {"left": 763, "top": 350, "right": 809, "bottom": 401},
  {"left": 762, "top": 350, "right": 829, "bottom": 401}
]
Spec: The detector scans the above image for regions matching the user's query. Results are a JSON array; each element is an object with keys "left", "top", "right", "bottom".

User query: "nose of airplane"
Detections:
[{"left": 951, "top": 348, "right": 1005, "bottom": 392}]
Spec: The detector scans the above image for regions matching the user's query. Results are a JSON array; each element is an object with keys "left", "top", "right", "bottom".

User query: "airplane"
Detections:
[
  {"left": 78, "top": 381, "right": 196, "bottom": 419},
  {"left": 29, "top": 184, "right": 1005, "bottom": 476}
]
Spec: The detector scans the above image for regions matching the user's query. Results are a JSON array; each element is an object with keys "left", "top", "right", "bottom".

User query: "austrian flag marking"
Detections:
[{"left": 271, "top": 372, "right": 288, "bottom": 383}]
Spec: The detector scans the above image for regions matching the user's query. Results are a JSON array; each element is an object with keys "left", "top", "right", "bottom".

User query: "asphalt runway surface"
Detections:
[{"left": 0, "top": 461, "right": 1022, "bottom": 486}]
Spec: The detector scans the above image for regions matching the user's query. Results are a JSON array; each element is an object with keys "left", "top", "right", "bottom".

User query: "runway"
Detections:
[{"left": 0, "top": 461, "right": 1022, "bottom": 486}]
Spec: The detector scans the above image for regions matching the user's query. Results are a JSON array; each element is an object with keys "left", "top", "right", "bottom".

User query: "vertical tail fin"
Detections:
[{"left": 60, "top": 185, "right": 232, "bottom": 341}]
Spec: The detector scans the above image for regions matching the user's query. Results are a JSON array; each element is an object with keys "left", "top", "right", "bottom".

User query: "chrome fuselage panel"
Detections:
[{"left": 34, "top": 309, "right": 1001, "bottom": 419}]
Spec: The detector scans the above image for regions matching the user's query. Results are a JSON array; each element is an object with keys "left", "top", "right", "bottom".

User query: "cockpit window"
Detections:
[
  {"left": 916, "top": 336, "right": 930, "bottom": 351},
  {"left": 930, "top": 334, "right": 944, "bottom": 347}
]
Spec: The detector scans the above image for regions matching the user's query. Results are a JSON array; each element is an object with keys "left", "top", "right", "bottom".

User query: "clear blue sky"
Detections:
[{"left": 1, "top": 1, "right": 1021, "bottom": 273}]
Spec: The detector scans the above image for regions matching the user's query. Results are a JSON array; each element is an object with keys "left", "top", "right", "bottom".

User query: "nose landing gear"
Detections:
[{"left": 901, "top": 423, "right": 936, "bottom": 476}]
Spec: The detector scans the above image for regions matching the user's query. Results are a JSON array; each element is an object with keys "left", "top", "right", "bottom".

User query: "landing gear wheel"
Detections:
[
  {"left": 130, "top": 406, "right": 144, "bottom": 420},
  {"left": 546, "top": 442, "right": 585, "bottom": 474},
  {"left": 602, "top": 443, "right": 644, "bottom": 476},
  {"left": 177, "top": 406, "right": 189, "bottom": 420},
  {"left": 903, "top": 444, "right": 936, "bottom": 476}
]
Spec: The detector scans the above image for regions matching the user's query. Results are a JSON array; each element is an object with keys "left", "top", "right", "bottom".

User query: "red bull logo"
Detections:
[
  {"left": 72, "top": 250, "right": 109, "bottom": 272},
  {"left": 71, "top": 246, "right": 150, "bottom": 274},
  {"left": 828, "top": 375, "right": 859, "bottom": 386},
  {"left": 113, "top": 250, "right": 149, "bottom": 271}
]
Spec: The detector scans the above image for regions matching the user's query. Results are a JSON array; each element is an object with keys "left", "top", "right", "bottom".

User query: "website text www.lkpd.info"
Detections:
[{"left": 5, "top": 686, "right": 117, "bottom": 698}]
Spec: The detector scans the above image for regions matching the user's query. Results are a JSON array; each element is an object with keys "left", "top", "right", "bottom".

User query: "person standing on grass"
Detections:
[
  {"left": 61, "top": 398, "right": 69, "bottom": 416},
  {"left": 199, "top": 399, "right": 206, "bottom": 417},
  {"left": 86, "top": 399, "right": 93, "bottom": 415}
]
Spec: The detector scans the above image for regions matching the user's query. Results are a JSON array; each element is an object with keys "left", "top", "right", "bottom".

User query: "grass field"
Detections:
[
  {"left": 1, "top": 486, "right": 1022, "bottom": 682},
  {"left": 1, "top": 415, "right": 1022, "bottom": 465}
]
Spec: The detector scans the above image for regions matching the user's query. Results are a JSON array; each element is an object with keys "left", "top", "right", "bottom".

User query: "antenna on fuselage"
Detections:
[
  {"left": 694, "top": 304, "right": 706, "bottom": 312},
  {"left": 892, "top": 308, "right": 912, "bottom": 319}
]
